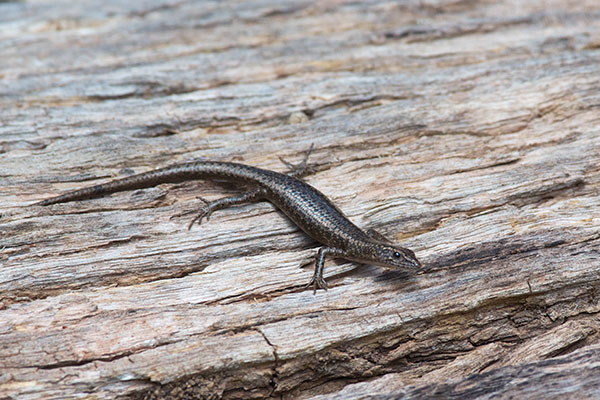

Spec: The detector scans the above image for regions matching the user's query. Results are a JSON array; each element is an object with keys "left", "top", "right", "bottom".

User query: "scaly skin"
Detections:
[{"left": 35, "top": 160, "right": 422, "bottom": 292}]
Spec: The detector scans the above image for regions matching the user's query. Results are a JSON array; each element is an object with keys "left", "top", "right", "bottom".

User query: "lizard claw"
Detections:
[
  {"left": 187, "top": 200, "right": 214, "bottom": 230},
  {"left": 279, "top": 144, "right": 315, "bottom": 178},
  {"left": 170, "top": 196, "right": 214, "bottom": 229},
  {"left": 187, "top": 209, "right": 210, "bottom": 230},
  {"left": 305, "top": 274, "right": 328, "bottom": 294}
]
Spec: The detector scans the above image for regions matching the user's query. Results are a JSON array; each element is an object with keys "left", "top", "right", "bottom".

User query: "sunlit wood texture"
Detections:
[{"left": 1, "top": 0, "right": 599, "bottom": 398}]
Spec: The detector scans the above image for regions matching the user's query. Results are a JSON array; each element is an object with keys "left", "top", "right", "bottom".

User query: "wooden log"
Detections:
[
  {"left": 1, "top": 0, "right": 599, "bottom": 399},
  {"left": 315, "top": 344, "right": 600, "bottom": 399}
]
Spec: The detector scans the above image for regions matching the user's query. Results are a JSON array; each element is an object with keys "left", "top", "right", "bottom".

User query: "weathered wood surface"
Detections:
[
  {"left": 312, "top": 343, "right": 600, "bottom": 400},
  {"left": 1, "top": 0, "right": 599, "bottom": 399}
]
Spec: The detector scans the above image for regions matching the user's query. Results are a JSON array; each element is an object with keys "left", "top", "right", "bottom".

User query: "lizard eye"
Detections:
[{"left": 393, "top": 251, "right": 401, "bottom": 258}]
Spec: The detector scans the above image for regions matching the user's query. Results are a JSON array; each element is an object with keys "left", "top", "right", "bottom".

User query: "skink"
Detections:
[{"left": 35, "top": 154, "right": 422, "bottom": 292}]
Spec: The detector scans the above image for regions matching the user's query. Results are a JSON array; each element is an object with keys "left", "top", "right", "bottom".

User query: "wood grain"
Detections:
[{"left": 1, "top": 0, "right": 599, "bottom": 399}]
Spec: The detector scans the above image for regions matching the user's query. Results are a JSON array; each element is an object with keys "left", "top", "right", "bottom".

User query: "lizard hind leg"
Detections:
[{"left": 169, "top": 188, "right": 266, "bottom": 230}]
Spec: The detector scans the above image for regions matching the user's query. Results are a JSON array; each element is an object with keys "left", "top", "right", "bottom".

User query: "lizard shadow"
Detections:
[
  {"left": 372, "top": 268, "right": 421, "bottom": 292},
  {"left": 304, "top": 258, "right": 422, "bottom": 293}
]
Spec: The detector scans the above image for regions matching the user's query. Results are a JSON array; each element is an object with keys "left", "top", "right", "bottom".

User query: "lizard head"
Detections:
[
  {"left": 359, "top": 229, "right": 421, "bottom": 270},
  {"left": 370, "top": 243, "right": 422, "bottom": 270}
]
